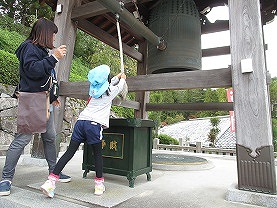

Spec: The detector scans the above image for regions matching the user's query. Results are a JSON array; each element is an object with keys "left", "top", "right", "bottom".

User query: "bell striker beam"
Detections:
[
  {"left": 229, "top": 0, "right": 276, "bottom": 193},
  {"left": 96, "top": 0, "right": 166, "bottom": 50}
]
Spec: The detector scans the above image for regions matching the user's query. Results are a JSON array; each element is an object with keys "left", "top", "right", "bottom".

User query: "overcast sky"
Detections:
[{"left": 201, "top": 6, "right": 277, "bottom": 78}]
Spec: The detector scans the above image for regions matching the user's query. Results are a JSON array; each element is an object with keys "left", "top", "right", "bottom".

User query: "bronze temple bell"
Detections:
[{"left": 148, "top": 0, "right": 202, "bottom": 74}]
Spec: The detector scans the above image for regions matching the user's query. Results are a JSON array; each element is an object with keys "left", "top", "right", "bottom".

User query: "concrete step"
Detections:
[{"left": 0, "top": 186, "right": 89, "bottom": 208}]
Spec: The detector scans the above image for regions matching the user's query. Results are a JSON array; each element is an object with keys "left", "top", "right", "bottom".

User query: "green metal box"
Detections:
[{"left": 82, "top": 118, "right": 155, "bottom": 187}]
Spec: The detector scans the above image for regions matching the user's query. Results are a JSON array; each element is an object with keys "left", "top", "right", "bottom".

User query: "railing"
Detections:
[{"left": 153, "top": 138, "right": 236, "bottom": 156}]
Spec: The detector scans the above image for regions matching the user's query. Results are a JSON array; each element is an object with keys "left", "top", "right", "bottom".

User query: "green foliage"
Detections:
[
  {"left": 272, "top": 119, "right": 277, "bottom": 152},
  {"left": 164, "top": 114, "right": 184, "bottom": 125},
  {"left": 271, "top": 78, "right": 277, "bottom": 102},
  {"left": 207, "top": 117, "right": 220, "bottom": 147},
  {"left": 270, "top": 78, "right": 277, "bottom": 118},
  {"left": 0, "top": 15, "right": 30, "bottom": 36},
  {"left": 69, "top": 58, "right": 90, "bottom": 82},
  {"left": 210, "top": 117, "right": 220, "bottom": 127},
  {"left": 0, "top": 28, "right": 25, "bottom": 53},
  {"left": 91, "top": 46, "right": 133, "bottom": 76},
  {"left": 148, "top": 111, "right": 162, "bottom": 136},
  {"left": 158, "top": 134, "right": 179, "bottom": 145},
  {"left": 0, "top": 50, "right": 19, "bottom": 85},
  {"left": 0, "top": 1, "right": 54, "bottom": 27},
  {"left": 111, "top": 106, "right": 134, "bottom": 118},
  {"left": 74, "top": 30, "right": 98, "bottom": 65},
  {"left": 216, "top": 88, "right": 228, "bottom": 102}
]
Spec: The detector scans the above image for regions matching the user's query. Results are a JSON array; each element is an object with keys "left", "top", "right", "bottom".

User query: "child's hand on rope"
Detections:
[
  {"left": 116, "top": 73, "right": 126, "bottom": 79},
  {"left": 120, "top": 73, "right": 126, "bottom": 79}
]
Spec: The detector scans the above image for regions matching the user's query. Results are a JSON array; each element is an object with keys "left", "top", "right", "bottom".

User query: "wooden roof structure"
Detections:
[
  {"left": 41, "top": 0, "right": 276, "bottom": 61},
  {"left": 39, "top": 0, "right": 276, "bottom": 195}
]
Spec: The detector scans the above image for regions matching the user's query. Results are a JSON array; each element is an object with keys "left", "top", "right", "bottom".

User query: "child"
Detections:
[{"left": 40, "top": 64, "right": 126, "bottom": 198}]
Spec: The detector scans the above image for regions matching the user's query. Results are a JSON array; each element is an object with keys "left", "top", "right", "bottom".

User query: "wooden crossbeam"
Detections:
[
  {"left": 202, "top": 46, "right": 230, "bottom": 57},
  {"left": 71, "top": 0, "right": 155, "bottom": 20},
  {"left": 201, "top": 20, "right": 229, "bottom": 34},
  {"left": 71, "top": 1, "right": 107, "bottom": 20},
  {"left": 61, "top": 93, "right": 140, "bottom": 110},
  {"left": 127, "top": 68, "right": 232, "bottom": 91},
  {"left": 146, "top": 102, "right": 233, "bottom": 111},
  {"left": 76, "top": 19, "right": 143, "bottom": 62},
  {"left": 60, "top": 68, "right": 232, "bottom": 95}
]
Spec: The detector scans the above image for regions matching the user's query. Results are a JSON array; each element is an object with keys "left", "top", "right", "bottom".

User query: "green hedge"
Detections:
[
  {"left": 0, "top": 28, "right": 25, "bottom": 53},
  {"left": 0, "top": 15, "right": 30, "bottom": 36},
  {"left": 273, "top": 119, "right": 277, "bottom": 152},
  {"left": 69, "top": 58, "right": 90, "bottom": 82},
  {"left": 0, "top": 50, "right": 19, "bottom": 85},
  {"left": 158, "top": 134, "right": 179, "bottom": 145}
]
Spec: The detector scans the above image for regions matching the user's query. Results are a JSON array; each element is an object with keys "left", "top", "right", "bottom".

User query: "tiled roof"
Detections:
[{"left": 158, "top": 115, "right": 236, "bottom": 148}]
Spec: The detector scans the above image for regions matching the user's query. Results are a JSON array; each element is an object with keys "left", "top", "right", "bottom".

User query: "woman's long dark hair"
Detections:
[{"left": 27, "top": 17, "right": 58, "bottom": 49}]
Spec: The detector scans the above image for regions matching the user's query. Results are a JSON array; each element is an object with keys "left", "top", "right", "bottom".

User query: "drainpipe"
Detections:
[{"left": 96, "top": 0, "right": 166, "bottom": 50}]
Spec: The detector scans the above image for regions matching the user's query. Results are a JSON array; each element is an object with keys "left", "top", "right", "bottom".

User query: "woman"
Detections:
[{"left": 0, "top": 17, "right": 70, "bottom": 196}]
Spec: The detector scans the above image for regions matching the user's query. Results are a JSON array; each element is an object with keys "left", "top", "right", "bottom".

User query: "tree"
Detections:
[
  {"left": 0, "top": 0, "right": 54, "bottom": 26},
  {"left": 0, "top": 0, "right": 17, "bottom": 19},
  {"left": 270, "top": 78, "right": 277, "bottom": 118},
  {"left": 207, "top": 117, "right": 220, "bottom": 147}
]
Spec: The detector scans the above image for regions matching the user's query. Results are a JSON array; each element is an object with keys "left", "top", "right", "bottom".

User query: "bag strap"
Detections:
[{"left": 41, "top": 69, "right": 57, "bottom": 92}]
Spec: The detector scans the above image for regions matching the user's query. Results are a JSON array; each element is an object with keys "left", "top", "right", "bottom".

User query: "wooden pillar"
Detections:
[
  {"left": 229, "top": 0, "right": 276, "bottom": 194},
  {"left": 31, "top": 134, "right": 45, "bottom": 158},
  {"left": 135, "top": 40, "right": 149, "bottom": 119},
  {"left": 53, "top": 0, "right": 81, "bottom": 155}
]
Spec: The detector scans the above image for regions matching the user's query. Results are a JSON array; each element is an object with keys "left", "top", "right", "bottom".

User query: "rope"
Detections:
[
  {"left": 115, "top": 13, "right": 128, "bottom": 101},
  {"left": 116, "top": 14, "right": 124, "bottom": 74}
]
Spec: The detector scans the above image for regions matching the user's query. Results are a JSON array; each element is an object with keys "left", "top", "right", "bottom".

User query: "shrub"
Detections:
[
  {"left": 158, "top": 134, "right": 179, "bottom": 145},
  {"left": 0, "top": 50, "right": 19, "bottom": 85},
  {"left": 208, "top": 117, "right": 220, "bottom": 147},
  {"left": 272, "top": 119, "right": 277, "bottom": 152},
  {"left": 164, "top": 114, "right": 184, "bottom": 125},
  {"left": 0, "top": 15, "right": 30, "bottom": 36},
  {"left": 0, "top": 28, "right": 25, "bottom": 53},
  {"left": 70, "top": 58, "right": 90, "bottom": 82}
]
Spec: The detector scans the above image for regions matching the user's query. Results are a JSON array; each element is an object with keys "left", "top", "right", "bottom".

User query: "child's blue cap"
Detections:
[{"left": 88, "top": 65, "right": 110, "bottom": 98}]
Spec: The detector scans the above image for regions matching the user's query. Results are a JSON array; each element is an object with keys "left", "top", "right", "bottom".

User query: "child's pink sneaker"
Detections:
[
  {"left": 40, "top": 180, "right": 56, "bottom": 198},
  {"left": 94, "top": 177, "right": 105, "bottom": 196}
]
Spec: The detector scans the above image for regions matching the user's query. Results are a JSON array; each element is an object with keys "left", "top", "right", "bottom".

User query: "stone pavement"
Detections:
[{"left": 0, "top": 150, "right": 276, "bottom": 208}]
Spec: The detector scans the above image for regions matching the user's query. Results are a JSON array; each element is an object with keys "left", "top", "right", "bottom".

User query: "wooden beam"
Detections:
[
  {"left": 59, "top": 68, "right": 232, "bottom": 96},
  {"left": 127, "top": 68, "right": 232, "bottom": 91},
  {"left": 59, "top": 91, "right": 140, "bottom": 110},
  {"left": 59, "top": 81, "right": 89, "bottom": 97},
  {"left": 58, "top": 81, "right": 139, "bottom": 110},
  {"left": 103, "top": 14, "right": 144, "bottom": 42},
  {"left": 202, "top": 46, "right": 230, "bottom": 57},
  {"left": 146, "top": 102, "right": 233, "bottom": 111},
  {"left": 202, "top": 45, "right": 267, "bottom": 58},
  {"left": 71, "top": 0, "right": 154, "bottom": 20},
  {"left": 112, "top": 98, "right": 140, "bottom": 110},
  {"left": 76, "top": 19, "right": 143, "bottom": 62},
  {"left": 201, "top": 20, "right": 229, "bottom": 34},
  {"left": 71, "top": 1, "right": 107, "bottom": 20}
]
